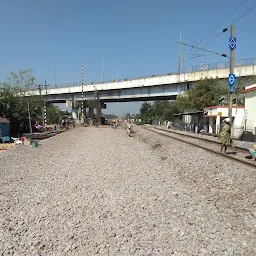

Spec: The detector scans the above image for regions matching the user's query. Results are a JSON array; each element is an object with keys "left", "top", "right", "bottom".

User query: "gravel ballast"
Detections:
[
  {"left": 150, "top": 125, "right": 255, "bottom": 150},
  {"left": 0, "top": 126, "right": 255, "bottom": 255}
]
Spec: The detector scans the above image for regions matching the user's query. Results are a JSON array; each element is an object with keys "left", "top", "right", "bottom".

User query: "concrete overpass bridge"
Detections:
[{"left": 29, "top": 58, "right": 256, "bottom": 118}]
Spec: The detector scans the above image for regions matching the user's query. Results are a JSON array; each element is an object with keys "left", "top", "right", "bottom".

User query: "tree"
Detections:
[
  {"left": 46, "top": 104, "right": 66, "bottom": 124},
  {"left": 175, "top": 78, "right": 228, "bottom": 112},
  {"left": 175, "top": 92, "right": 193, "bottom": 112},
  {"left": 0, "top": 69, "right": 42, "bottom": 134},
  {"left": 0, "top": 83, "right": 18, "bottom": 118},
  {"left": 139, "top": 100, "right": 179, "bottom": 123},
  {"left": 234, "top": 75, "right": 256, "bottom": 105},
  {"left": 188, "top": 78, "right": 228, "bottom": 110},
  {"left": 140, "top": 102, "right": 153, "bottom": 123},
  {"left": 162, "top": 101, "right": 180, "bottom": 121},
  {"left": 151, "top": 100, "right": 169, "bottom": 120},
  {"left": 88, "top": 89, "right": 102, "bottom": 125},
  {"left": 104, "top": 114, "right": 118, "bottom": 119},
  {"left": 7, "top": 69, "right": 35, "bottom": 89}
]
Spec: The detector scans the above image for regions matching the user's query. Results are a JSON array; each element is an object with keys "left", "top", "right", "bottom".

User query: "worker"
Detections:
[
  {"left": 126, "top": 121, "right": 131, "bottom": 136},
  {"left": 219, "top": 118, "right": 231, "bottom": 153}
]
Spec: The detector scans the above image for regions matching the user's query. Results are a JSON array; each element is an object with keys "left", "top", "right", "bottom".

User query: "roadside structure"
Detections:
[
  {"left": 242, "top": 84, "right": 256, "bottom": 134},
  {"left": 0, "top": 117, "right": 10, "bottom": 138},
  {"left": 203, "top": 106, "right": 245, "bottom": 138}
]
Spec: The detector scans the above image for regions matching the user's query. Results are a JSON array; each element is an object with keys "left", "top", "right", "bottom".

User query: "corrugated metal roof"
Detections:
[{"left": 174, "top": 111, "right": 205, "bottom": 116}]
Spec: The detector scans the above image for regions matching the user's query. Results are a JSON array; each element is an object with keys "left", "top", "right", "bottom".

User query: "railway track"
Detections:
[{"left": 142, "top": 125, "right": 256, "bottom": 168}]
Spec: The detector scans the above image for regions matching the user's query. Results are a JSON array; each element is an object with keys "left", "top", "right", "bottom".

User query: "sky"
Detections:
[{"left": 0, "top": 0, "right": 255, "bottom": 115}]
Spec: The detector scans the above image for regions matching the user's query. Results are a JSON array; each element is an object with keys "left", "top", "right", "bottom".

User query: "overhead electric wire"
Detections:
[
  {"left": 194, "top": 0, "right": 249, "bottom": 47},
  {"left": 177, "top": 42, "right": 229, "bottom": 58},
  {"left": 196, "top": 29, "right": 227, "bottom": 54},
  {"left": 189, "top": 53, "right": 215, "bottom": 60},
  {"left": 232, "top": 2, "right": 256, "bottom": 24},
  {"left": 182, "top": 0, "right": 253, "bottom": 67},
  {"left": 186, "top": 0, "right": 250, "bottom": 58},
  {"left": 198, "top": 2, "right": 256, "bottom": 53}
]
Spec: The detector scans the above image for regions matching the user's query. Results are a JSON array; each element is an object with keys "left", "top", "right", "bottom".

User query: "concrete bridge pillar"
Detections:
[
  {"left": 72, "top": 109, "right": 78, "bottom": 119},
  {"left": 209, "top": 117, "right": 213, "bottom": 134},
  {"left": 71, "top": 101, "right": 80, "bottom": 124},
  {"left": 216, "top": 115, "right": 221, "bottom": 134},
  {"left": 178, "top": 84, "right": 181, "bottom": 94}
]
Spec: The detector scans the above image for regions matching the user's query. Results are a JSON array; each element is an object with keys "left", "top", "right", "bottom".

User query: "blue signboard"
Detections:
[
  {"left": 228, "top": 74, "right": 236, "bottom": 93},
  {"left": 229, "top": 37, "right": 236, "bottom": 50},
  {"left": 228, "top": 74, "right": 236, "bottom": 86}
]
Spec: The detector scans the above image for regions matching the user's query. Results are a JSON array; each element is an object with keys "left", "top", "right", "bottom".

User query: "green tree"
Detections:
[
  {"left": 188, "top": 78, "right": 228, "bottom": 110},
  {"left": 7, "top": 69, "right": 35, "bottom": 89},
  {"left": 104, "top": 114, "right": 118, "bottom": 119},
  {"left": 174, "top": 93, "right": 193, "bottom": 112},
  {"left": 234, "top": 75, "right": 256, "bottom": 105},
  {"left": 140, "top": 102, "right": 153, "bottom": 123},
  {"left": 162, "top": 101, "right": 180, "bottom": 121},
  {"left": 46, "top": 104, "right": 65, "bottom": 124},
  {"left": 139, "top": 100, "right": 179, "bottom": 123},
  {"left": 0, "top": 83, "right": 18, "bottom": 118},
  {"left": 88, "top": 89, "right": 102, "bottom": 125},
  {"left": 175, "top": 78, "right": 228, "bottom": 112},
  {"left": 151, "top": 100, "right": 169, "bottom": 120},
  {"left": 0, "top": 69, "right": 42, "bottom": 133}
]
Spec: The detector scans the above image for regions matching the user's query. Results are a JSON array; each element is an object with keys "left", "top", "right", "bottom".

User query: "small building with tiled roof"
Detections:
[
  {"left": 242, "top": 84, "right": 256, "bottom": 133},
  {"left": 202, "top": 105, "right": 244, "bottom": 138}
]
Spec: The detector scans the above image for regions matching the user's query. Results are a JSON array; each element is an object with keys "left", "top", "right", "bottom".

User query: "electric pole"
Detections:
[
  {"left": 54, "top": 64, "right": 56, "bottom": 88},
  {"left": 81, "top": 60, "right": 85, "bottom": 124},
  {"left": 228, "top": 25, "right": 235, "bottom": 135},
  {"left": 44, "top": 80, "right": 48, "bottom": 126},
  {"left": 102, "top": 56, "right": 104, "bottom": 83},
  {"left": 117, "top": 65, "right": 119, "bottom": 82},
  {"left": 178, "top": 32, "right": 182, "bottom": 81},
  {"left": 38, "top": 84, "right": 44, "bottom": 126},
  {"left": 27, "top": 101, "right": 32, "bottom": 133}
]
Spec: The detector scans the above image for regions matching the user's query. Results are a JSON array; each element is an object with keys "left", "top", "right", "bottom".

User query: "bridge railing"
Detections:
[
  {"left": 183, "top": 58, "right": 256, "bottom": 73},
  {"left": 30, "top": 57, "right": 256, "bottom": 90}
]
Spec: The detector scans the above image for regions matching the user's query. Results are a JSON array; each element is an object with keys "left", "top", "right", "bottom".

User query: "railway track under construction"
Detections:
[{"left": 141, "top": 125, "right": 256, "bottom": 168}]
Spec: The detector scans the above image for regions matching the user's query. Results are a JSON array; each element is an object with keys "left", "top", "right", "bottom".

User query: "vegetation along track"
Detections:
[{"left": 142, "top": 125, "right": 256, "bottom": 168}]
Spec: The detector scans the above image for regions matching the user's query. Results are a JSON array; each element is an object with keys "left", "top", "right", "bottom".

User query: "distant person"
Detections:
[
  {"left": 193, "top": 122, "right": 197, "bottom": 133},
  {"left": 19, "top": 122, "right": 24, "bottom": 138},
  {"left": 219, "top": 118, "right": 231, "bottom": 153}
]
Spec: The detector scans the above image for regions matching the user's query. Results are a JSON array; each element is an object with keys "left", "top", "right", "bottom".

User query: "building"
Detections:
[
  {"left": 0, "top": 117, "right": 10, "bottom": 138},
  {"left": 242, "top": 84, "right": 256, "bottom": 134},
  {"left": 173, "top": 111, "right": 206, "bottom": 132},
  {"left": 203, "top": 105, "right": 245, "bottom": 138}
]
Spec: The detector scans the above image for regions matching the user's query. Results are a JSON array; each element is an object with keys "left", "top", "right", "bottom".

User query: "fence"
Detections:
[
  {"left": 238, "top": 127, "right": 256, "bottom": 142},
  {"left": 170, "top": 122, "right": 256, "bottom": 142},
  {"left": 171, "top": 122, "right": 215, "bottom": 134}
]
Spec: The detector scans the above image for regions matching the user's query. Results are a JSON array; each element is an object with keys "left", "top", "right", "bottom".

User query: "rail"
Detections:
[{"left": 142, "top": 125, "right": 256, "bottom": 168}]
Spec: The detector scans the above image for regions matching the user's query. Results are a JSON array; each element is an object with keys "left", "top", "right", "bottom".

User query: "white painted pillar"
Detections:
[
  {"left": 71, "top": 102, "right": 79, "bottom": 123},
  {"left": 216, "top": 116, "right": 220, "bottom": 134},
  {"left": 209, "top": 117, "right": 213, "bottom": 133},
  {"left": 72, "top": 110, "right": 77, "bottom": 119}
]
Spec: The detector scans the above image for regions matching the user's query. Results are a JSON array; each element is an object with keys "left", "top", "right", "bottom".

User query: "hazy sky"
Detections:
[{"left": 0, "top": 0, "right": 255, "bottom": 115}]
